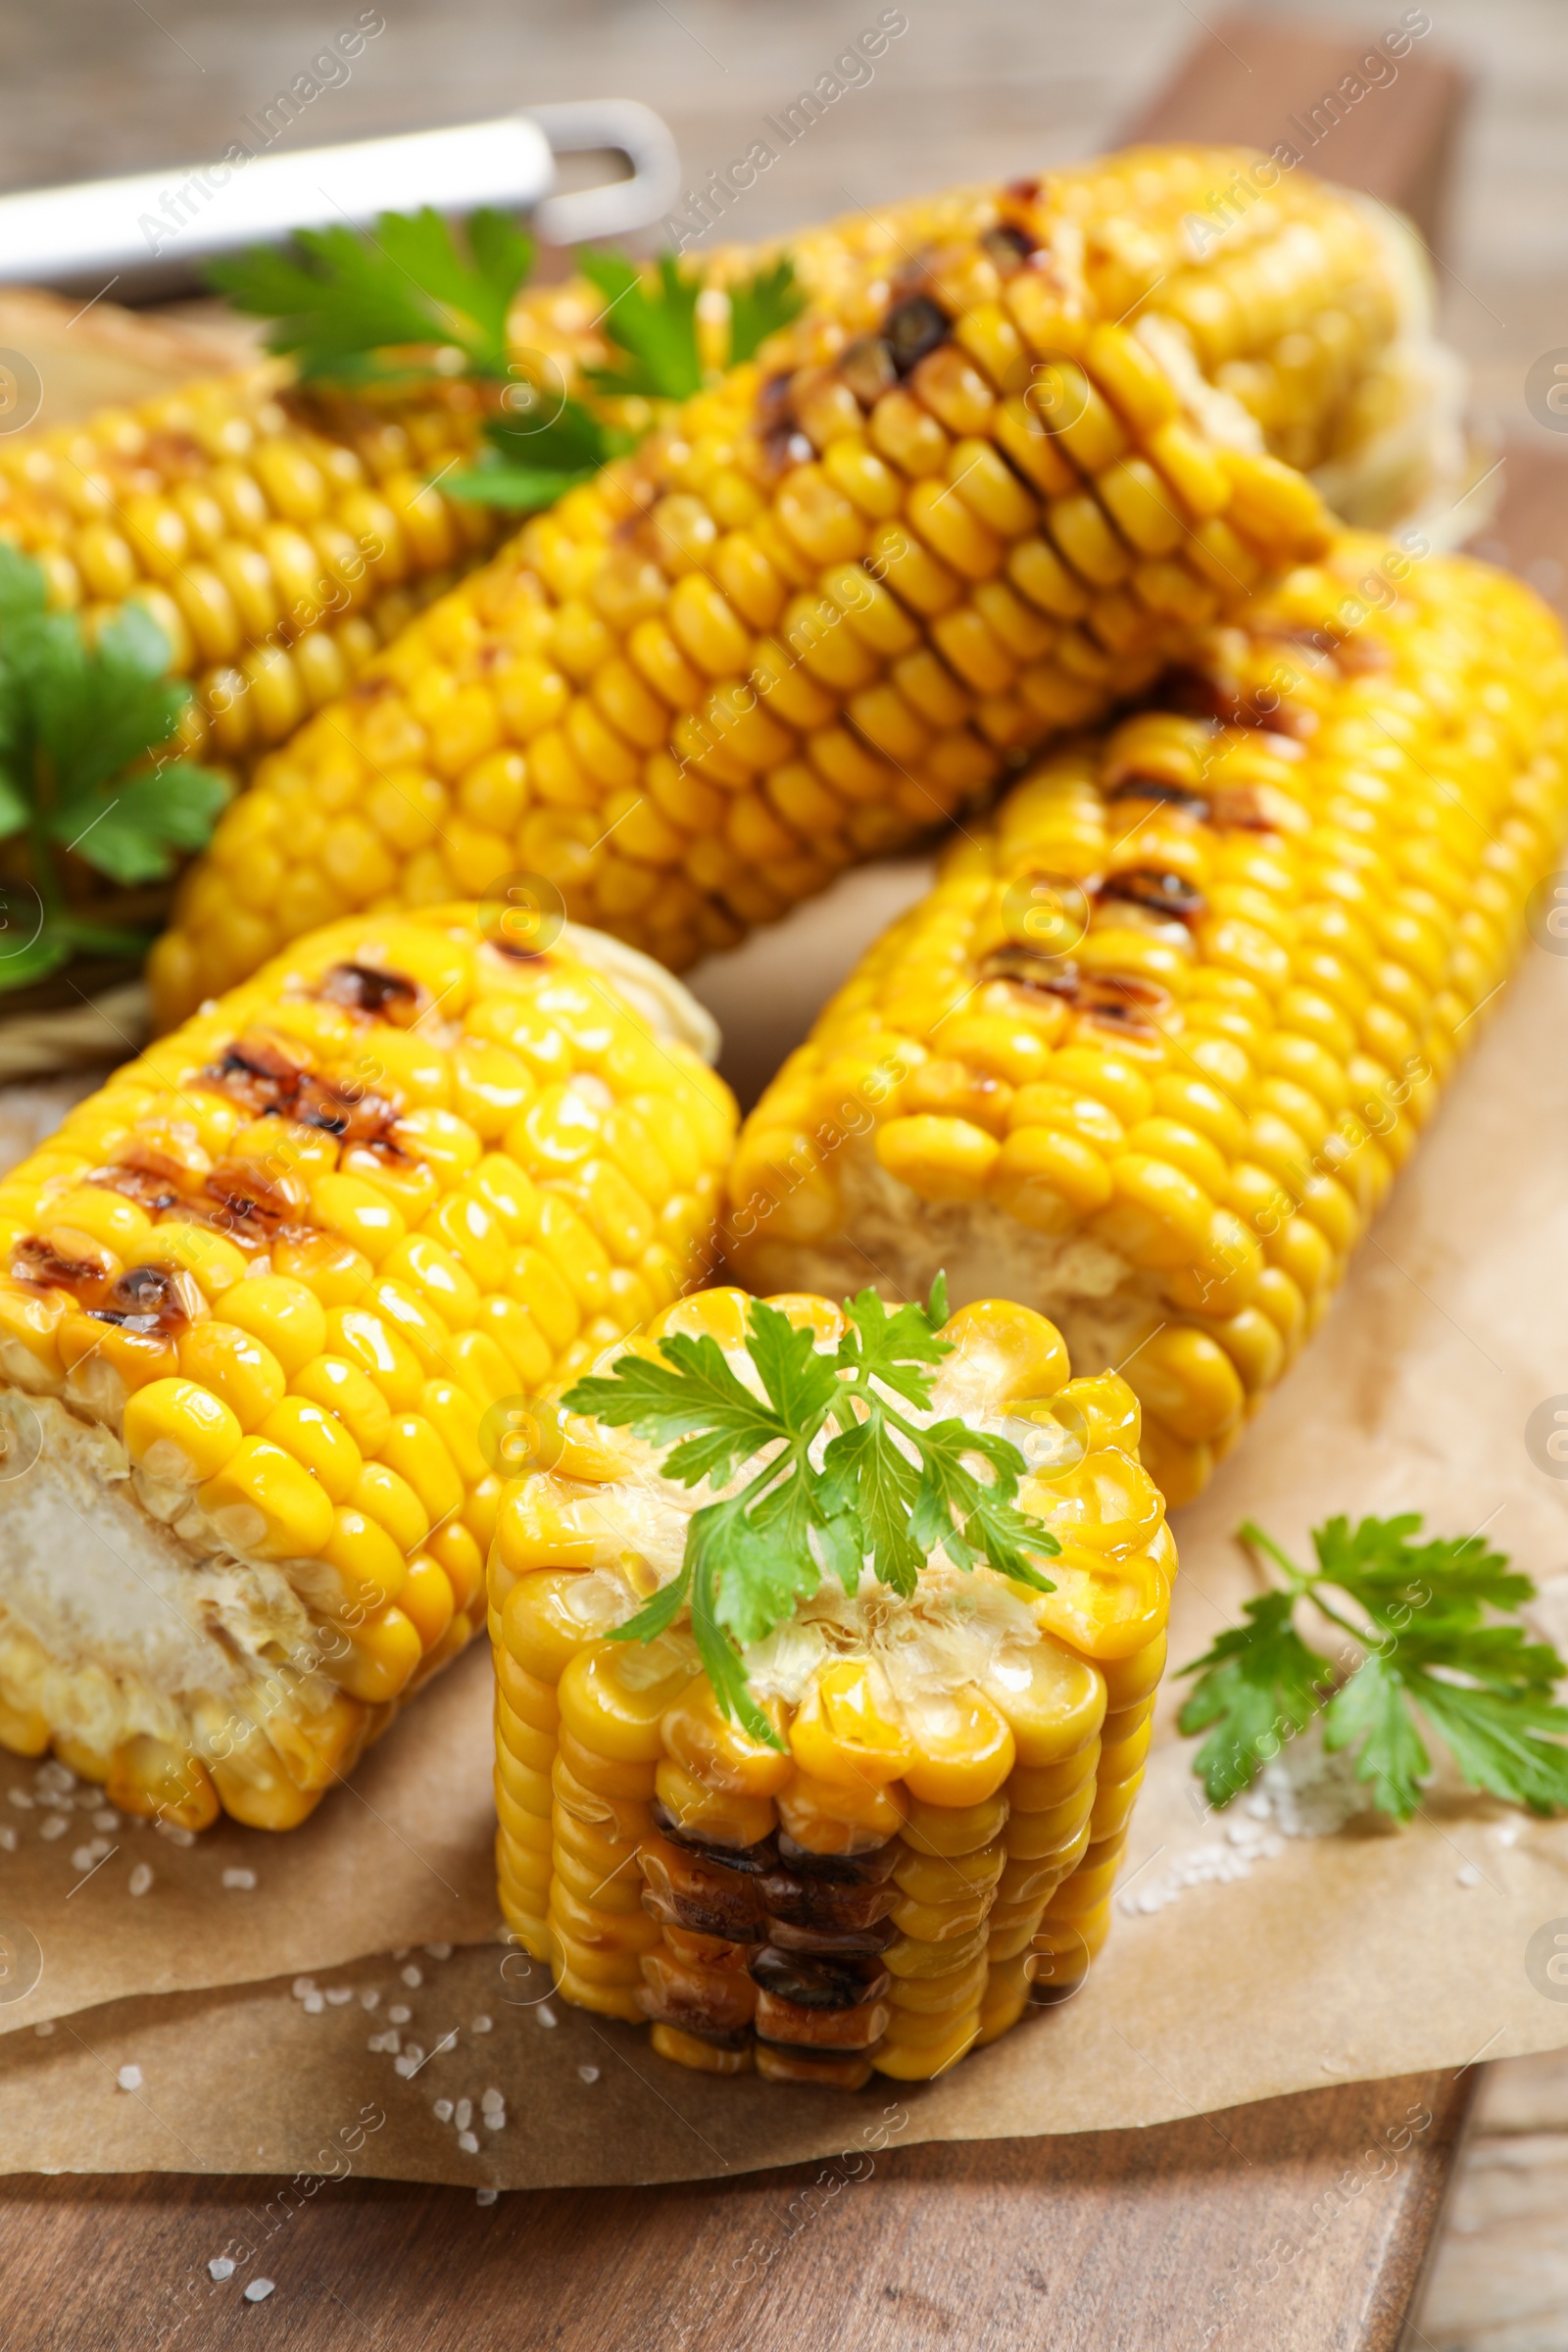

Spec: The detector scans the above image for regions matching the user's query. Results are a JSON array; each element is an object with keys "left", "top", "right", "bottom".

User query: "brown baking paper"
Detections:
[{"left": 4, "top": 873, "right": 1568, "bottom": 2180}]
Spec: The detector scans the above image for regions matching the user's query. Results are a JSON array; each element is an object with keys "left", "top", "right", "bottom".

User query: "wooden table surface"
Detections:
[{"left": 0, "top": 13, "right": 1561, "bottom": 2349}]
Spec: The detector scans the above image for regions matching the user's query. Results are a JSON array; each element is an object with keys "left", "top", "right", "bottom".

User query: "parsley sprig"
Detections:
[
  {"left": 210, "top": 209, "right": 806, "bottom": 514},
  {"left": 0, "top": 546, "right": 227, "bottom": 992},
  {"left": 562, "top": 1279, "right": 1058, "bottom": 1745},
  {"left": 1179, "top": 1514, "right": 1568, "bottom": 1820}
]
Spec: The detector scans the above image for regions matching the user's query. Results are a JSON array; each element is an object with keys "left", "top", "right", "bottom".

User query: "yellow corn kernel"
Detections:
[
  {"left": 198, "top": 1435, "right": 336, "bottom": 1558},
  {"left": 219, "top": 1276, "right": 328, "bottom": 1376},
  {"left": 123, "top": 1377, "right": 245, "bottom": 1485},
  {"left": 331, "top": 1603, "right": 424, "bottom": 1701},
  {"left": 175, "top": 1322, "right": 287, "bottom": 1431},
  {"left": 259, "top": 1396, "right": 363, "bottom": 1502}
]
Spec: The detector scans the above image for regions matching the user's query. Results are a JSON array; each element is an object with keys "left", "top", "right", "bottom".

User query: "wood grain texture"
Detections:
[{"left": 0, "top": 2070, "right": 1472, "bottom": 2352}]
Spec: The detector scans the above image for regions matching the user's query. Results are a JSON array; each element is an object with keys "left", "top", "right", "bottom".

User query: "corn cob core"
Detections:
[
  {"left": 149, "top": 171, "right": 1360, "bottom": 1028},
  {"left": 0, "top": 908, "right": 734, "bottom": 1830},
  {"left": 728, "top": 541, "right": 1568, "bottom": 1506},
  {"left": 488, "top": 1287, "right": 1173, "bottom": 2084}
]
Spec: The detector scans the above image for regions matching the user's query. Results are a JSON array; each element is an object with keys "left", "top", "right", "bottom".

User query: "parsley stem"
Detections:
[{"left": 1238, "top": 1519, "right": 1312, "bottom": 1591}]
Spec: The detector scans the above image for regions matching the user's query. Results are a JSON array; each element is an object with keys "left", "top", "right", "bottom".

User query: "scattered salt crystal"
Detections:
[
  {"left": 455, "top": 2098, "right": 472, "bottom": 2132},
  {"left": 433, "top": 2098, "right": 454, "bottom": 2123},
  {"left": 476, "top": 2187, "right": 498, "bottom": 2207},
  {"left": 1225, "top": 1816, "right": 1266, "bottom": 1847},
  {"left": 0, "top": 1827, "right": 15, "bottom": 1853},
  {"left": 92, "top": 1809, "right": 119, "bottom": 1833},
  {"left": 485, "top": 2112, "right": 506, "bottom": 2132},
  {"left": 577, "top": 2065, "right": 599, "bottom": 2084},
  {"left": 243, "top": 2278, "right": 274, "bottom": 2303},
  {"left": 155, "top": 1820, "right": 196, "bottom": 1847},
  {"left": 423, "top": 1942, "right": 453, "bottom": 1960},
  {"left": 368, "top": 2032, "right": 400, "bottom": 2054},
  {"left": 403, "top": 2043, "right": 424, "bottom": 2068},
  {"left": 7, "top": 1790, "right": 32, "bottom": 1809},
  {"left": 480, "top": 2088, "right": 505, "bottom": 2116},
  {"left": 394, "top": 2055, "right": 418, "bottom": 2079},
  {"left": 361, "top": 1989, "right": 380, "bottom": 2011},
  {"left": 1456, "top": 1863, "right": 1482, "bottom": 1887},
  {"left": 128, "top": 1863, "right": 154, "bottom": 1897},
  {"left": 470, "top": 2015, "right": 493, "bottom": 2034},
  {"left": 457, "top": 2130, "right": 479, "bottom": 2154},
  {"left": 36, "top": 1761, "right": 74, "bottom": 1793},
  {"left": 1246, "top": 1791, "right": 1272, "bottom": 1819},
  {"left": 400, "top": 1964, "right": 423, "bottom": 1988},
  {"left": 221, "top": 1868, "right": 257, "bottom": 1891},
  {"left": 536, "top": 2004, "right": 557, "bottom": 2029},
  {"left": 39, "top": 1814, "right": 67, "bottom": 1841},
  {"left": 71, "top": 1840, "right": 108, "bottom": 1872},
  {"left": 291, "top": 1978, "right": 316, "bottom": 2000},
  {"left": 34, "top": 2021, "right": 54, "bottom": 2036},
  {"left": 303, "top": 1991, "right": 325, "bottom": 2015},
  {"left": 36, "top": 1790, "right": 74, "bottom": 1811},
  {"left": 388, "top": 2004, "right": 411, "bottom": 2026},
  {"left": 325, "top": 1987, "right": 354, "bottom": 2007},
  {"left": 209, "top": 2257, "right": 235, "bottom": 2281},
  {"left": 117, "top": 2064, "right": 143, "bottom": 2091},
  {"left": 1492, "top": 1823, "right": 1521, "bottom": 1847}
]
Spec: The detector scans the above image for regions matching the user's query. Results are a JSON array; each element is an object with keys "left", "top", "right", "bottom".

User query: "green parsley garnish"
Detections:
[
  {"left": 562, "top": 1279, "right": 1058, "bottom": 1746},
  {"left": 1178, "top": 1514, "right": 1568, "bottom": 1820},
  {"left": 0, "top": 546, "right": 228, "bottom": 993},
  {"left": 209, "top": 210, "right": 806, "bottom": 515}
]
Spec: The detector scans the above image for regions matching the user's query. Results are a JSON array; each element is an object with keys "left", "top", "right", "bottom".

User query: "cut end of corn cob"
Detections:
[
  {"left": 0, "top": 907, "right": 735, "bottom": 1828},
  {"left": 151, "top": 151, "right": 1393, "bottom": 1023},
  {"left": 727, "top": 540, "right": 1568, "bottom": 1508},
  {"left": 488, "top": 1287, "right": 1173, "bottom": 2080}
]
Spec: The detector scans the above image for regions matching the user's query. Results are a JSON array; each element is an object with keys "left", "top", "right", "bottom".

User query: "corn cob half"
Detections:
[
  {"left": 154, "top": 150, "right": 1440, "bottom": 1026},
  {"left": 726, "top": 540, "right": 1568, "bottom": 1506},
  {"left": 0, "top": 907, "right": 735, "bottom": 1828},
  {"left": 489, "top": 1287, "right": 1173, "bottom": 2082}
]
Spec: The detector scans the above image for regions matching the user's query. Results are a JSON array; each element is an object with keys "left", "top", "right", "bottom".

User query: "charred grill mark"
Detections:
[
  {"left": 839, "top": 334, "right": 897, "bottom": 410},
  {"left": 1073, "top": 972, "right": 1172, "bottom": 1036},
  {"left": 197, "top": 1029, "right": 401, "bottom": 1142},
  {"left": 1153, "top": 662, "right": 1314, "bottom": 739},
  {"left": 10, "top": 1235, "right": 117, "bottom": 1298},
  {"left": 1105, "top": 774, "right": 1210, "bottom": 818},
  {"left": 1100, "top": 868, "right": 1207, "bottom": 922},
  {"left": 317, "top": 960, "right": 423, "bottom": 1024},
  {"left": 198, "top": 1160, "right": 310, "bottom": 1247},
  {"left": 883, "top": 293, "right": 951, "bottom": 375},
  {"left": 639, "top": 1813, "right": 904, "bottom": 2060},
  {"left": 88, "top": 1262, "right": 203, "bottom": 1335},
  {"left": 981, "top": 221, "right": 1037, "bottom": 274},
  {"left": 980, "top": 945, "right": 1081, "bottom": 998}
]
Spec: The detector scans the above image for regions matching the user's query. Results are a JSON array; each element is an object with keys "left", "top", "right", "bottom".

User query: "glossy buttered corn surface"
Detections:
[
  {"left": 0, "top": 909, "right": 733, "bottom": 1829},
  {"left": 147, "top": 154, "right": 1386, "bottom": 1025},
  {"left": 489, "top": 1288, "right": 1173, "bottom": 2085},
  {"left": 728, "top": 540, "right": 1568, "bottom": 1506}
]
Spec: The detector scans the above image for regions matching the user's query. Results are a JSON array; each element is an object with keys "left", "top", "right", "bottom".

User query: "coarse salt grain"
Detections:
[
  {"left": 577, "top": 2066, "right": 599, "bottom": 2084},
  {"left": 1456, "top": 1863, "right": 1482, "bottom": 1887},
  {"left": 394, "top": 2055, "right": 418, "bottom": 2079},
  {"left": 470, "top": 2015, "right": 492, "bottom": 2034},
  {"left": 536, "top": 2004, "right": 557, "bottom": 2029},
  {"left": 401, "top": 1964, "right": 423, "bottom": 1988},
  {"left": 485, "top": 2112, "right": 506, "bottom": 2132},
  {"left": 325, "top": 1987, "right": 355, "bottom": 2006},
  {"left": 403, "top": 2043, "right": 424, "bottom": 2068},
  {"left": 457, "top": 2130, "right": 479, "bottom": 2154},
  {"left": 303, "top": 1991, "right": 325, "bottom": 2015},
  {"left": 155, "top": 1820, "right": 196, "bottom": 1847},
  {"left": 455, "top": 2098, "right": 472, "bottom": 2132},
  {"left": 34, "top": 2021, "right": 54, "bottom": 2037},
  {"left": 243, "top": 2279, "right": 274, "bottom": 2303},
  {"left": 36, "top": 1762, "right": 74, "bottom": 1793},
  {"left": 128, "top": 1863, "right": 154, "bottom": 1897},
  {"left": 433, "top": 2099, "right": 454, "bottom": 2123},
  {"left": 424, "top": 1943, "right": 453, "bottom": 1960},
  {"left": 388, "top": 2004, "right": 411, "bottom": 2026},
  {"left": 221, "top": 1868, "right": 257, "bottom": 1891},
  {"left": 476, "top": 2187, "right": 498, "bottom": 2207},
  {"left": 7, "top": 1790, "right": 32, "bottom": 1809},
  {"left": 39, "top": 1814, "right": 67, "bottom": 1841},
  {"left": 291, "top": 1978, "right": 315, "bottom": 2000},
  {"left": 0, "top": 1828, "right": 15, "bottom": 1853},
  {"left": 117, "top": 2065, "right": 142, "bottom": 2091},
  {"left": 361, "top": 1988, "right": 380, "bottom": 2010},
  {"left": 480, "top": 2088, "right": 505, "bottom": 2116},
  {"left": 209, "top": 2257, "right": 234, "bottom": 2281},
  {"left": 92, "top": 1810, "right": 119, "bottom": 1833},
  {"left": 72, "top": 1839, "right": 110, "bottom": 1872}
]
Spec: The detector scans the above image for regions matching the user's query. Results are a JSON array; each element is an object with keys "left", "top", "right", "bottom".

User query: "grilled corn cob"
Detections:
[
  {"left": 149, "top": 246, "right": 1342, "bottom": 1022},
  {"left": 727, "top": 540, "right": 1568, "bottom": 1506},
  {"left": 488, "top": 1287, "right": 1173, "bottom": 2081},
  {"left": 0, "top": 367, "right": 503, "bottom": 771},
  {"left": 0, "top": 907, "right": 734, "bottom": 1827}
]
